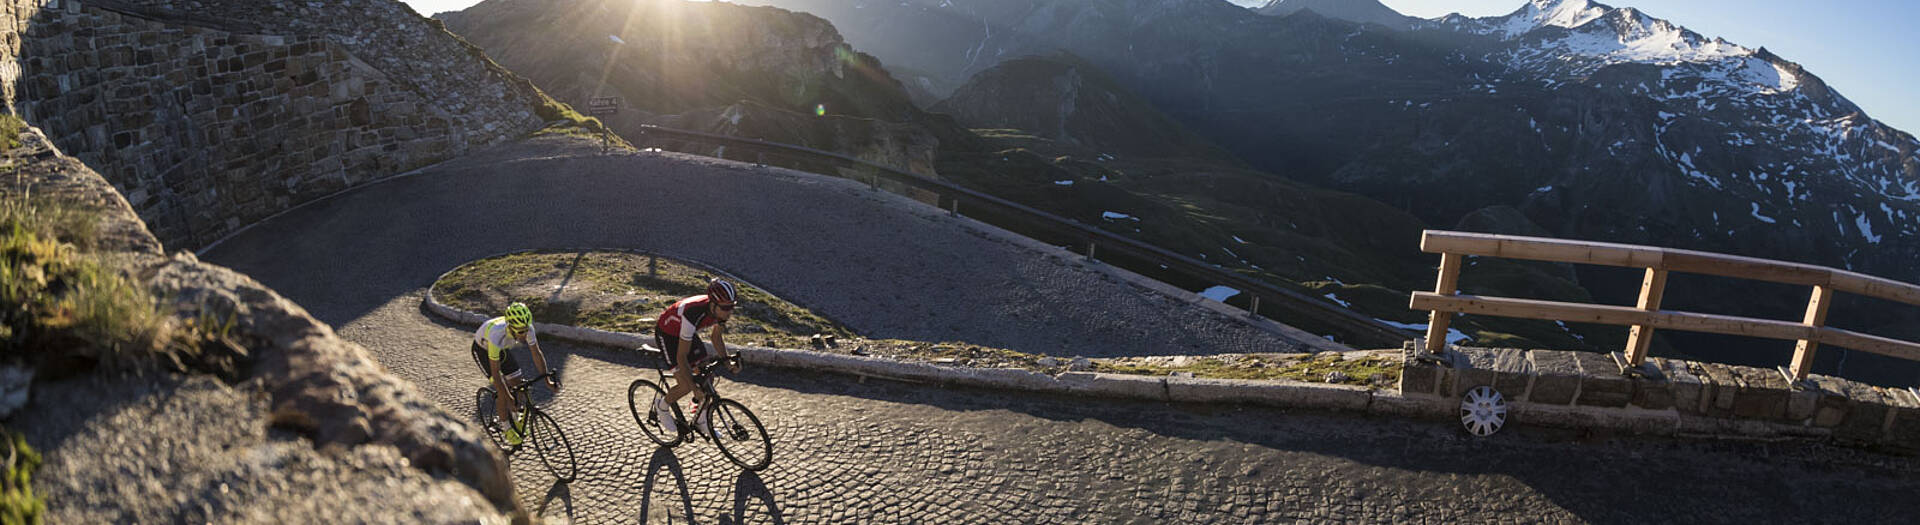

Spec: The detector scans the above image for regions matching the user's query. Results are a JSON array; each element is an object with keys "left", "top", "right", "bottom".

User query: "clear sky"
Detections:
[{"left": 404, "top": 0, "right": 1920, "bottom": 134}]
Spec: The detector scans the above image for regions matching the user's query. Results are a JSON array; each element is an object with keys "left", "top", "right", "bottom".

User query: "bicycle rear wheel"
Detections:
[
  {"left": 529, "top": 409, "right": 578, "bottom": 482},
  {"left": 627, "top": 379, "right": 684, "bottom": 447},
  {"left": 707, "top": 399, "right": 772, "bottom": 471},
  {"left": 473, "top": 386, "right": 507, "bottom": 450}
]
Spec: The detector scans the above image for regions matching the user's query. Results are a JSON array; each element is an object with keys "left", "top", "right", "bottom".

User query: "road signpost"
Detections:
[{"left": 587, "top": 96, "right": 622, "bottom": 154}]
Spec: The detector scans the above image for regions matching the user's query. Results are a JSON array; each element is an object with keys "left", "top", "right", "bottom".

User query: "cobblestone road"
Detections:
[
  {"left": 342, "top": 291, "right": 1920, "bottom": 523},
  {"left": 206, "top": 139, "right": 1920, "bottom": 522},
  {"left": 205, "top": 137, "right": 1305, "bottom": 359}
]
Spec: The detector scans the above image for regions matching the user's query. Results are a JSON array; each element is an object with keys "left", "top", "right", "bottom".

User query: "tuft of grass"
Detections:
[
  {"left": 0, "top": 198, "right": 99, "bottom": 252},
  {"left": 0, "top": 196, "right": 238, "bottom": 379},
  {"left": 0, "top": 429, "right": 43, "bottom": 525},
  {"left": 0, "top": 114, "right": 23, "bottom": 151},
  {"left": 0, "top": 222, "right": 170, "bottom": 374}
]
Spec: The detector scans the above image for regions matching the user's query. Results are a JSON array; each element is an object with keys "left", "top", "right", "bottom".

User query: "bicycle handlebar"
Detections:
[
  {"left": 512, "top": 372, "right": 557, "bottom": 392},
  {"left": 699, "top": 353, "right": 741, "bottom": 371}
]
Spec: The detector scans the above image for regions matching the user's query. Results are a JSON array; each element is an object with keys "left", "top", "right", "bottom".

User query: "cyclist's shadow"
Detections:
[
  {"left": 637, "top": 447, "right": 785, "bottom": 524},
  {"left": 638, "top": 447, "right": 698, "bottom": 523},
  {"left": 537, "top": 479, "right": 573, "bottom": 522},
  {"left": 718, "top": 469, "right": 784, "bottom": 525}
]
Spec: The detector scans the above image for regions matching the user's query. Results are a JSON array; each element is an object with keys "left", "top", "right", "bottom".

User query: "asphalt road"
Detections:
[{"left": 205, "top": 138, "right": 1920, "bottom": 523}]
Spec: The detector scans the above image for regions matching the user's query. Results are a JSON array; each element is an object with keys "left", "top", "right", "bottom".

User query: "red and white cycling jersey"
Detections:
[{"left": 656, "top": 294, "right": 723, "bottom": 341}]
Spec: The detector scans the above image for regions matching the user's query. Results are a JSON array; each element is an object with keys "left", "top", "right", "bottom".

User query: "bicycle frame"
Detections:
[
  {"left": 495, "top": 372, "right": 553, "bottom": 443},
  {"left": 654, "top": 363, "right": 723, "bottom": 424}
]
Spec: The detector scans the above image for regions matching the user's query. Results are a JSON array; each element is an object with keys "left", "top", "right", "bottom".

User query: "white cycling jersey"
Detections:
[{"left": 475, "top": 316, "right": 539, "bottom": 361}]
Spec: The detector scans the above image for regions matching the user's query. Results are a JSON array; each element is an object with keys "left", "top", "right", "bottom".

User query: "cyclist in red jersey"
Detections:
[{"left": 652, "top": 277, "right": 743, "bottom": 434}]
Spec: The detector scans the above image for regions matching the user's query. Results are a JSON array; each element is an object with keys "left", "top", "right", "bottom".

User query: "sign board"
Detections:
[{"left": 587, "top": 96, "right": 622, "bottom": 117}]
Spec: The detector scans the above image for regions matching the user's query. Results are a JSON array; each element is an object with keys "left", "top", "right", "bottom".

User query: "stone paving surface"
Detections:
[
  {"left": 206, "top": 138, "right": 1920, "bottom": 522},
  {"left": 344, "top": 291, "right": 1920, "bottom": 523}
]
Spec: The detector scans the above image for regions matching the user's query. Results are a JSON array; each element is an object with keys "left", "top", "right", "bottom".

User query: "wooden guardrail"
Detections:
[
  {"left": 630, "top": 125, "right": 1414, "bottom": 347},
  {"left": 1409, "top": 230, "right": 1920, "bottom": 380}
]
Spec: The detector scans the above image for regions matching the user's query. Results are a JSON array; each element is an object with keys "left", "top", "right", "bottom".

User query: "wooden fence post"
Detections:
[
  {"left": 1623, "top": 268, "right": 1669, "bottom": 366},
  {"left": 1424, "top": 252, "right": 1463, "bottom": 354},
  {"left": 1789, "top": 285, "right": 1834, "bottom": 380}
]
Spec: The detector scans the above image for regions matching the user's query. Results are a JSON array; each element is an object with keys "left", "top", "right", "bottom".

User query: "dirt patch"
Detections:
[{"left": 433, "top": 250, "right": 1401, "bottom": 385}]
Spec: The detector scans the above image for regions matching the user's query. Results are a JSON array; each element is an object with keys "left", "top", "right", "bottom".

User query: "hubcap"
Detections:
[{"left": 1459, "top": 385, "right": 1508, "bottom": 437}]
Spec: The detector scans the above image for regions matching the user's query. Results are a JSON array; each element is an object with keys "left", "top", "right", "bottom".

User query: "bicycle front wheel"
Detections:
[
  {"left": 708, "top": 399, "right": 772, "bottom": 471},
  {"left": 628, "top": 379, "right": 684, "bottom": 447},
  {"left": 473, "top": 386, "right": 507, "bottom": 450},
  {"left": 529, "top": 409, "right": 578, "bottom": 482}
]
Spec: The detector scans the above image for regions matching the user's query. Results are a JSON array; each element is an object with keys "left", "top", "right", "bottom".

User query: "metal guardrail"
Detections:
[{"left": 631, "top": 125, "right": 1413, "bottom": 348}]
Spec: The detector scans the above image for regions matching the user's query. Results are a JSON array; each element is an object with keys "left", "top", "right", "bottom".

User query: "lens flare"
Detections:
[{"left": 815, "top": 104, "right": 826, "bottom": 117}]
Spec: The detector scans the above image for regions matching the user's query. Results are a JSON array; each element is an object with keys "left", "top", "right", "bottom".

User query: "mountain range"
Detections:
[
  {"left": 440, "top": 0, "right": 1920, "bottom": 382},
  {"left": 737, "top": 0, "right": 1920, "bottom": 382}
]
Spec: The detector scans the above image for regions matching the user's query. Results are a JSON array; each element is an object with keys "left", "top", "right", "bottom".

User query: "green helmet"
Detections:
[{"left": 505, "top": 302, "right": 533, "bottom": 330}]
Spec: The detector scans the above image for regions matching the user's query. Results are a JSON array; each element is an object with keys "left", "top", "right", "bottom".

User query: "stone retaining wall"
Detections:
[
  {"left": 1, "top": 0, "right": 545, "bottom": 249},
  {"left": 1403, "top": 343, "right": 1920, "bottom": 451}
]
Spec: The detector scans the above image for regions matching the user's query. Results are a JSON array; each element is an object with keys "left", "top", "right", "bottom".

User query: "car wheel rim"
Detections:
[{"left": 1459, "top": 385, "right": 1508, "bottom": 437}]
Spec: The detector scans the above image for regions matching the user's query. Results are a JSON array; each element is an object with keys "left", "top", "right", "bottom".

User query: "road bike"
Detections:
[
  {"left": 476, "top": 372, "right": 579, "bottom": 482},
  {"left": 627, "top": 345, "right": 773, "bottom": 471}
]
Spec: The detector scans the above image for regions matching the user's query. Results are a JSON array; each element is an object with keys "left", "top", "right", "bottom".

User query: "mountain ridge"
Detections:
[{"left": 1255, "top": 0, "right": 1417, "bottom": 29}]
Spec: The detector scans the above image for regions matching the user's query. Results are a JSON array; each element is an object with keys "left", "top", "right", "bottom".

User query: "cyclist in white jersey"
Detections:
[{"left": 473, "top": 302, "right": 557, "bottom": 445}]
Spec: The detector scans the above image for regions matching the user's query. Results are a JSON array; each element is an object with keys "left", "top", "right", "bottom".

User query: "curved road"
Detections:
[{"left": 207, "top": 138, "right": 1920, "bottom": 523}]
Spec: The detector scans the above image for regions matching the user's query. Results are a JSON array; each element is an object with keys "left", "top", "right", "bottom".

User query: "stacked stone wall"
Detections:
[
  {"left": 1, "top": 0, "right": 545, "bottom": 249},
  {"left": 1401, "top": 344, "right": 1920, "bottom": 450}
]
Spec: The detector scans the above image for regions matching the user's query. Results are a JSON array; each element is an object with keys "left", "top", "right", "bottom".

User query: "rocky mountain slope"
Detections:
[
  {"left": 437, "top": 0, "right": 983, "bottom": 175},
  {"left": 931, "top": 53, "right": 1235, "bottom": 160},
  {"left": 932, "top": 53, "right": 1596, "bottom": 348}
]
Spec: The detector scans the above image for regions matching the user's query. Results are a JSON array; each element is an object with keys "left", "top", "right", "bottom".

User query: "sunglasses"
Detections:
[{"left": 716, "top": 303, "right": 736, "bottom": 312}]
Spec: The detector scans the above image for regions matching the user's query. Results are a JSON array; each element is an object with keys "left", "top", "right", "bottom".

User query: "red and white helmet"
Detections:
[{"left": 707, "top": 277, "right": 739, "bottom": 306}]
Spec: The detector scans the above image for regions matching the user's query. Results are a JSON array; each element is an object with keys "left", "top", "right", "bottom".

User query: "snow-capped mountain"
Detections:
[{"left": 1408, "top": 0, "right": 1920, "bottom": 266}]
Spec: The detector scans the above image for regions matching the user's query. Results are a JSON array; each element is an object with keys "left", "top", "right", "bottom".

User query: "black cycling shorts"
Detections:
[
  {"left": 657, "top": 333, "right": 714, "bottom": 370},
  {"left": 472, "top": 341, "right": 522, "bottom": 379}
]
